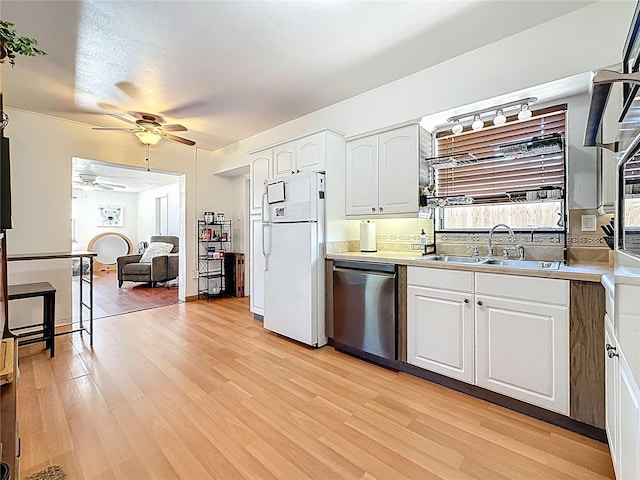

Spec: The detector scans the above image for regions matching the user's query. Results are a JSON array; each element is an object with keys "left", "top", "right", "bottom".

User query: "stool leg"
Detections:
[{"left": 50, "top": 294, "right": 55, "bottom": 357}]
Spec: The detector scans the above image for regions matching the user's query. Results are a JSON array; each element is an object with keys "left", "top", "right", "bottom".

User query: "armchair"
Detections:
[{"left": 117, "top": 235, "right": 179, "bottom": 288}]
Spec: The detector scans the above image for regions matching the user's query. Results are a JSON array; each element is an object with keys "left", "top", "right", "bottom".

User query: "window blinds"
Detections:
[{"left": 435, "top": 106, "right": 567, "bottom": 203}]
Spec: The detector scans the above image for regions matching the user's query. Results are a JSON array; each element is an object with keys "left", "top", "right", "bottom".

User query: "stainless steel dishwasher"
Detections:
[{"left": 332, "top": 260, "right": 396, "bottom": 360}]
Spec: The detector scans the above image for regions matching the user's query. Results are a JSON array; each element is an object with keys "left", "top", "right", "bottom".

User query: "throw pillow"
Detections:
[{"left": 139, "top": 242, "right": 175, "bottom": 263}]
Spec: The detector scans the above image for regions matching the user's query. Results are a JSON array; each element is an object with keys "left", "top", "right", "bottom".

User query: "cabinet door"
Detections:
[
  {"left": 250, "top": 152, "right": 271, "bottom": 214},
  {"left": 407, "top": 285, "right": 474, "bottom": 383},
  {"left": 605, "top": 321, "right": 619, "bottom": 473},
  {"left": 476, "top": 295, "right": 569, "bottom": 414},
  {"left": 273, "top": 142, "right": 296, "bottom": 178},
  {"left": 619, "top": 354, "right": 640, "bottom": 480},
  {"left": 297, "top": 132, "right": 325, "bottom": 173},
  {"left": 378, "top": 125, "right": 418, "bottom": 215},
  {"left": 345, "top": 136, "right": 378, "bottom": 215},
  {"left": 249, "top": 216, "right": 265, "bottom": 316}
]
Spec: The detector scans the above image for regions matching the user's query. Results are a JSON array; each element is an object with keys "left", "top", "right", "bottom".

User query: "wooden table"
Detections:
[{"left": 8, "top": 282, "right": 56, "bottom": 357}]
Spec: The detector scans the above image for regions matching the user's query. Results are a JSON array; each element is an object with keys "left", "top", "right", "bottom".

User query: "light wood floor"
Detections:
[{"left": 19, "top": 297, "right": 614, "bottom": 479}]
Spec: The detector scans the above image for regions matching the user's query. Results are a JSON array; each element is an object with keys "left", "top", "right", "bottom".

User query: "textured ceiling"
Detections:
[
  {"left": 72, "top": 157, "right": 180, "bottom": 193},
  {"left": 1, "top": 0, "right": 596, "bottom": 152}
]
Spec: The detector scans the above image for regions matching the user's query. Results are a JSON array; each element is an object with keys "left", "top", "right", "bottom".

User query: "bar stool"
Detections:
[{"left": 8, "top": 282, "right": 56, "bottom": 357}]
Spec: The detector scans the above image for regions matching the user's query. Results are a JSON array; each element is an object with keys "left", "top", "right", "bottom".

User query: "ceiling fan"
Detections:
[
  {"left": 92, "top": 111, "right": 196, "bottom": 146},
  {"left": 73, "top": 174, "right": 125, "bottom": 191}
]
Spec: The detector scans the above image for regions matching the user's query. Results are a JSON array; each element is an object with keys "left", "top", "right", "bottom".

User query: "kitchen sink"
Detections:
[
  {"left": 421, "top": 255, "right": 491, "bottom": 264},
  {"left": 421, "top": 255, "right": 560, "bottom": 270},
  {"left": 483, "top": 258, "right": 561, "bottom": 270}
]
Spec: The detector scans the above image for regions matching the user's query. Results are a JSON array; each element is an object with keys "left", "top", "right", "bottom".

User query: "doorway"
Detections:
[{"left": 71, "top": 157, "right": 185, "bottom": 319}]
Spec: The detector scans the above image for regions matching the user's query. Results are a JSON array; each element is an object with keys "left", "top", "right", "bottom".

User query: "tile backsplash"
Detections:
[{"left": 326, "top": 210, "right": 613, "bottom": 264}]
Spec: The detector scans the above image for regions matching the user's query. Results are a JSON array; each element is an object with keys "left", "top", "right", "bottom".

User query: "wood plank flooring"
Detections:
[
  {"left": 72, "top": 271, "right": 178, "bottom": 320},
  {"left": 19, "top": 297, "right": 614, "bottom": 479}
]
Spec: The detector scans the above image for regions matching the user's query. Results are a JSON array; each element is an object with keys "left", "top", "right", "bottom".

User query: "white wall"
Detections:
[
  {"left": 73, "top": 188, "right": 139, "bottom": 250},
  {"left": 211, "top": 1, "right": 631, "bottom": 175},
  {"left": 209, "top": 1, "right": 632, "bottom": 246},
  {"left": 136, "top": 182, "right": 181, "bottom": 242},
  {"left": 3, "top": 108, "right": 232, "bottom": 325}
]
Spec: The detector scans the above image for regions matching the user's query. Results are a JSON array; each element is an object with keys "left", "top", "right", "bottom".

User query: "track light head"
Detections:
[
  {"left": 451, "top": 119, "right": 463, "bottom": 135},
  {"left": 471, "top": 115, "right": 484, "bottom": 131},
  {"left": 518, "top": 104, "right": 532, "bottom": 121},
  {"left": 493, "top": 109, "right": 506, "bottom": 126}
]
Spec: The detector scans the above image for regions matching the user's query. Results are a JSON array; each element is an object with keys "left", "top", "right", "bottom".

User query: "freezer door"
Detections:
[
  {"left": 264, "top": 222, "right": 323, "bottom": 346},
  {"left": 266, "top": 172, "right": 323, "bottom": 223}
]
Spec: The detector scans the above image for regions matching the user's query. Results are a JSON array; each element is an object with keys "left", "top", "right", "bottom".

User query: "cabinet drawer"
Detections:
[
  {"left": 475, "top": 272, "right": 568, "bottom": 306},
  {"left": 407, "top": 267, "right": 473, "bottom": 292}
]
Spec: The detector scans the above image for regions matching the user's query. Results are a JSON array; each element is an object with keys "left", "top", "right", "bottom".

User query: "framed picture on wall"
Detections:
[{"left": 97, "top": 205, "right": 124, "bottom": 227}]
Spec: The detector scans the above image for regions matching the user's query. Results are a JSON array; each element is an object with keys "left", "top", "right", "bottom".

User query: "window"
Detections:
[{"left": 433, "top": 105, "right": 566, "bottom": 230}]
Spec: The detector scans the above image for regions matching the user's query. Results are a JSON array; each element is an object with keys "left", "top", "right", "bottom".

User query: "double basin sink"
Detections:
[{"left": 421, "top": 255, "right": 560, "bottom": 270}]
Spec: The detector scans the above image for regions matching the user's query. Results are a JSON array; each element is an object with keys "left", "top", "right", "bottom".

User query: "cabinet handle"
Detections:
[
  {"left": 477, "top": 300, "right": 483, "bottom": 306},
  {"left": 606, "top": 343, "right": 619, "bottom": 358},
  {"left": 379, "top": 207, "right": 384, "bottom": 212},
  {"left": 464, "top": 298, "right": 469, "bottom": 304},
  {"left": 371, "top": 207, "right": 376, "bottom": 212}
]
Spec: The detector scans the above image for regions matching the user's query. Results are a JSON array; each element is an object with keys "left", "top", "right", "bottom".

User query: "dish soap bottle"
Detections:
[{"left": 419, "top": 229, "right": 428, "bottom": 255}]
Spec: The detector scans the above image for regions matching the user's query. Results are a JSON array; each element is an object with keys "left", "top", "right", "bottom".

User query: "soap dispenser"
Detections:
[{"left": 419, "top": 229, "right": 428, "bottom": 255}]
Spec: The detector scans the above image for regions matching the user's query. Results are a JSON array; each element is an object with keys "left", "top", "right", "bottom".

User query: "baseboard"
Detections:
[{"left": 185, "top": 295, "right": 199, "bottom": 302}]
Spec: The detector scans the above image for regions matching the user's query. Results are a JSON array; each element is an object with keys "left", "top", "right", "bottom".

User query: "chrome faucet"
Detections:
[{"left": 487, "top": 223, "right": 514, "bottom": 257}]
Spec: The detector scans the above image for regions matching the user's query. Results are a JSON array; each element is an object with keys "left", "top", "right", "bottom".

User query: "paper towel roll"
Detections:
[{"left": 360, "top": 221, "right": 377, "bottom": 252}]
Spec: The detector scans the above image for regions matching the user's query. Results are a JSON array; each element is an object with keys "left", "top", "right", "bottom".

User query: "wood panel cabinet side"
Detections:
[
  {"left": 570, "top": 280, "right": 606, "bottom": 428},
  {"left": 397, "top": 265, "right": 407, "bottom": 362},
  {"left": 325, "top": 260, "right": 334, "bottom": 339}
]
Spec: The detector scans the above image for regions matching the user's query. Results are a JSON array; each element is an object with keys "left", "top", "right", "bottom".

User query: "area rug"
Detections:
[{"left": 24, "top": 465, "right": 67, "bottom": 480}]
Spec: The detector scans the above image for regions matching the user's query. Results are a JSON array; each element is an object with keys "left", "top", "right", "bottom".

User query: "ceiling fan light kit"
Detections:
[
  {"left": 92, "top": 111, "right": 196, "bottom": 146},
  {"left": 135, "top": 130, "right": 162, "bottom": 145}
]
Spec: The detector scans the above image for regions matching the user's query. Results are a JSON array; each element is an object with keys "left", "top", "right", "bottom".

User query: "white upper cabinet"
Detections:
[
  {"left": 378, "top": 127, "right": 419, "bottom": 214},
  {"left": 250, "top": 130, "right": 339, "bottom": 212},
  {"left": 345, "top": 124, "right": 419, "bottom": 216},
  {"left": 297, "top": 132, "right": 325, "bottom": 172},
  {"left": 345, "top": 136, "right": 378, "bottom": 216},
  {"left": 273, "top": 142, "right": 296, "bottom": 178},
  {"left": 273, "top": 132, "right": 327, "bottom": 179},
  {"left": 250, "top": 151, "right": 272, "bottom": 214}
]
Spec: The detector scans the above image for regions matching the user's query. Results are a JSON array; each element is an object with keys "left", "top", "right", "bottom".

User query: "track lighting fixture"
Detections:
[
  {"left": 446, "top": 97, "right": 537, "bottom": 135},
  {"left": 493, "top": 109, "right": 506, "bottom": 126},
  {"left": 471, "top": 115, "right": 484, "bottom": 131},
  {"left": 451, "top": 119, "right": 463, "bottom": 135},
  {"left": 518, "top": 104, "right": 532, "bottom": 121}
]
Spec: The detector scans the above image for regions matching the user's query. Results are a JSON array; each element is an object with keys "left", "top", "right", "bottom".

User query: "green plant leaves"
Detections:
[{"left": 0, "top": 19, "right": 46, "bottom": 67}]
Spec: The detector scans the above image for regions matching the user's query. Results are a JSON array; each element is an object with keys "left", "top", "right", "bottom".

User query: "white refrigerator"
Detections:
[{"left": 262, "top": 172, "right": 326, "bottom": 347}]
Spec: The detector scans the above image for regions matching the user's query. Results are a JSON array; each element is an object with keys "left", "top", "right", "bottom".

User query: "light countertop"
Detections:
[{"left": 326, "top": 251, "right": 612, "bottom": 282}]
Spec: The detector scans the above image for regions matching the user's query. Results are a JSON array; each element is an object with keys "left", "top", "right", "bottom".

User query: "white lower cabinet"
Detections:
[
  {"left": 249, "top": 216, "right": 264, "bottom": 316},
  {"left": 407, "top": 285, "right": 474, "bottom": 383},
  {"left": 605, "top": 319, "right": 619, "bottom": 472},
  {"left": 619, "top": 353, "right": 640, "bottom": 480},
  {"left": 475, "top": 294, "right": 569, "bottom": 414},
  {"left": 605, "top": 306, "right": 640, "bottom": 480},
  {"left": 406, "top": 267, "right": 569, "bottom": 415}
]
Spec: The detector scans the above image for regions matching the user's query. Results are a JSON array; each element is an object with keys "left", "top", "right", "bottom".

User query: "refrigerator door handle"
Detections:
[
  {"left": 261, "top": 192, "right": 268, "bottom": 223},
  {"left": 262, "top": 222, "right": 269, "bottom": 271}
]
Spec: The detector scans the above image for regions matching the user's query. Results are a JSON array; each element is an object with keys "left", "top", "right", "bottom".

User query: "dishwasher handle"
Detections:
[
  {"left": 332, "top": 260, "right": 395, "bottom": 274},
  {"left": 333, "top": 266, "right": 396, "bottom": 278}
]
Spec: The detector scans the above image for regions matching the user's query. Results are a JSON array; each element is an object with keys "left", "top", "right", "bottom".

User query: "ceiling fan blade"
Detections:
[
  {"left": 165, "top": 133, "right": 196, "bottom": 146},
  {"left": 161, "top": 124, "right": 188, "bottom": 132},
  {"left": 98, "top": 182, "right": 126, "bottom": 189},
  {"left": 108, "top": 113, "right": 137, "bottom": 125},
  {"left": 92, "top": 127, "right": 138, "bottom": 131},
  {"left": 94, "top": 184, "right": 114, "bottom": 191}
]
